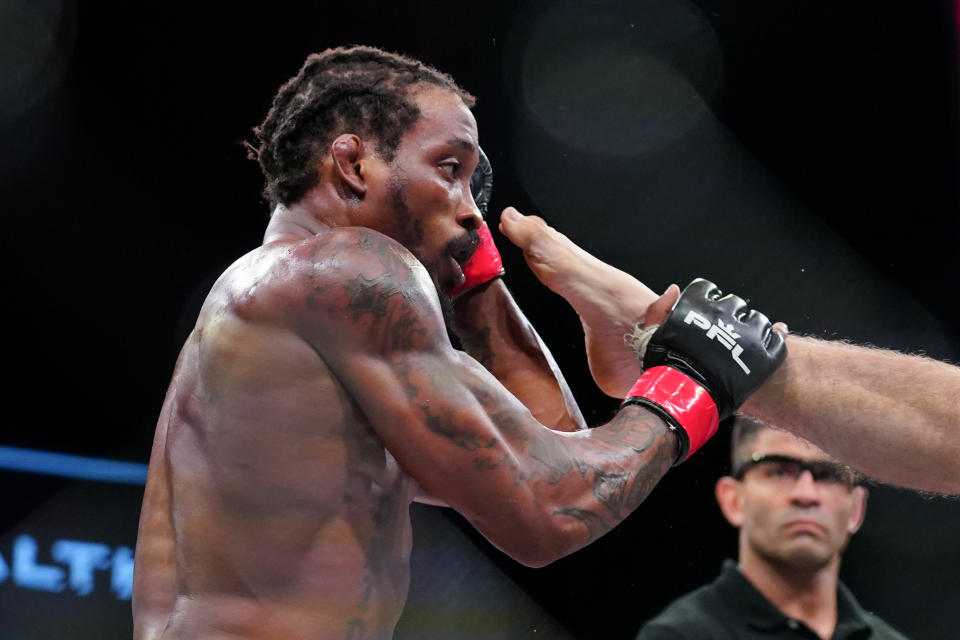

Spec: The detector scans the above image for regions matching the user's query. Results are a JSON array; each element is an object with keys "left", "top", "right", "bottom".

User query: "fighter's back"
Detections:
[{"left": 135, "top": 229, "right": 419, "bottom": 640}]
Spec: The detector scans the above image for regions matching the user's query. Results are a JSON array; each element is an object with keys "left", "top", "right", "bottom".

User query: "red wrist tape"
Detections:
[
  {"left": 447, "top": 222, "right": 504, "bottom": 297},
  {"left": 621, "top": 366, "right": 720, "bottom": 463}
]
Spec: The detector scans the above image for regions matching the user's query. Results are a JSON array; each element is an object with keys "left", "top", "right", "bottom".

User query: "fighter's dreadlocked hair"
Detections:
[{"left": 249, "top": 45, "right": 476, "bottom": 208}]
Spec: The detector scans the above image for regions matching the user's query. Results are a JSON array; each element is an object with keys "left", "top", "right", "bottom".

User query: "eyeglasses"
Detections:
[{"left": 731, "top": 453, "right": 861, "bottom": 488}]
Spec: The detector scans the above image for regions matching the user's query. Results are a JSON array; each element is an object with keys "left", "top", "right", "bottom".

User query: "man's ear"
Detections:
[
  {"left": 330, "top": 134, "right": 368, "bottom": 197},
  {"left": 846, "top": 486, "right": 868, "bottom": 534},
  {"left": 716, "top": 476, "right": 745, "bottom": 528}
]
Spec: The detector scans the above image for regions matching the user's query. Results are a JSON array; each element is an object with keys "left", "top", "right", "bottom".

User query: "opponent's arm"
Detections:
[
  {"left": 742, "top": 336, "right": 960, "bottom": 495},
  {"left": 501, "top": 209, "right": 960, "bottom": 494}
]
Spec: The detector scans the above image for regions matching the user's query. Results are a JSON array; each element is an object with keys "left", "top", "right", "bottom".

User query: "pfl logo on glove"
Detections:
[
  {"left": 624, "top": 278, "right": 787, "bottom": 464},
  {"left": 682, "top": 311, "right": 751, "bottom": 375}
]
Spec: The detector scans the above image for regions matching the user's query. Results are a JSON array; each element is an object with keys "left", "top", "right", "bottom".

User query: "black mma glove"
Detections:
[
  {"left": 621, "top": 278, "right": 786, "bottom": 464},
  {"left": 469, "top": 146, "right": 493, "bottom": 218},
  {"left": 447, "top": 147, "right": 503, "bottom": 297}
]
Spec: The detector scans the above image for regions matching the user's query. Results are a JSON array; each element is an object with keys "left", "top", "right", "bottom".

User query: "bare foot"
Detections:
[{"left": 498, "top": 207, "right": 672, "bottom": 397}]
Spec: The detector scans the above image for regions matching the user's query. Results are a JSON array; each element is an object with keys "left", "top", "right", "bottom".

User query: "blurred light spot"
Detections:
[
  {"left": 0, "top": 0, "right": 75, "bottom": 120},
  {"left": 516, "top": 0, "right": 721, "bottom": 157}
]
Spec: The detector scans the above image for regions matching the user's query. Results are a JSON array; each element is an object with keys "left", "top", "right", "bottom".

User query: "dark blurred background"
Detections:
[{"left": 1, "top": 0, "right": 958, "bottom": 637}]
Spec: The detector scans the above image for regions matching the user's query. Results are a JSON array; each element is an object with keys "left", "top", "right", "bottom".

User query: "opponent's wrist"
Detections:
[
  {"left": 620, "top": 366, "right": 720, "bottom": 465},
  {"left": 447, "top": 222, "right": 505, "bottom": 297}
]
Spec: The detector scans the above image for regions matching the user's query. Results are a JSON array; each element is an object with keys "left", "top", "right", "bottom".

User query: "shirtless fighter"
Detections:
[{"left": 132, "top": 46, "right": 785, "bottom": 639}]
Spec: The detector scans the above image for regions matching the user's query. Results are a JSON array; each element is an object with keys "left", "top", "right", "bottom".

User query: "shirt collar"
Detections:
[
  {"left": 833, "top": 579, "right": 874, "bottom": 637},
  {"left": 714, "top": 559, "right": 788, "bottom": 631},
  {"left": 714, "top": 559, "right": 873, "bottom": 637}
]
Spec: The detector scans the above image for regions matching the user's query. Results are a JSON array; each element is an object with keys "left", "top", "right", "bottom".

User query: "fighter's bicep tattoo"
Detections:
[
  {"left": 391, "top": 355, "right": 502, "bottom": 452},
  {"left": 306, "top": 235, "right": 446, "bottom": 352}
]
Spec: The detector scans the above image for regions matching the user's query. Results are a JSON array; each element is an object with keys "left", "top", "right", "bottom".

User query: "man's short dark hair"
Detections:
[
  {"left": 729, "top": 416, "right": 769, "bottom": 467},
  {"left": 250, "top": 45, "right": 476, "bottom": 208}
]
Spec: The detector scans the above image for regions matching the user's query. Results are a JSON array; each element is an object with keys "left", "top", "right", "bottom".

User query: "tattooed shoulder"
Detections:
[{"left": 285, "top": 228, "right": 447, "bottom": 353}]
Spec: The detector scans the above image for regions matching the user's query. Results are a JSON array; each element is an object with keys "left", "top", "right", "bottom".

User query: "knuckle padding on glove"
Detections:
[
  {"left": 646, "top": 279, "right": 784, "bottom": 415},
  {"left": 621, "top": 278, "right": 787, "bottom": 463},
  {"left": 470, "top": 146, "right": 493, "bottom": 218}
]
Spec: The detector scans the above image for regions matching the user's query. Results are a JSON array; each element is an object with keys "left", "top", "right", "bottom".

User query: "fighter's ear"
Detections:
[
  {"left": 715, "top": 476, "right": 745, "bottom": 527},
  {"left": 330, "top": 134, "right": 367, "bottom": 196}
]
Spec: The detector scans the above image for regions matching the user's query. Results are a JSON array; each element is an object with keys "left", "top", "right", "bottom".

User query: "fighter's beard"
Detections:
[
  {"left": 436, "top": 289, "right": 460, "bottom": 342},
  {"left": 386, "top": 171, "right": 477, "bottom": 344}
]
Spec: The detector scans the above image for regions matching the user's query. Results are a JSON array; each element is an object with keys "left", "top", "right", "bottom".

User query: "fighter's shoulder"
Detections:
[
  {"left": 297, "top": 226, "right": 432, "bottom": 295},
  {"left": 247, "top": 227, "right": 438, "bottom": 323},
  {"left": 295, "top": 225, "right": 424, "bottom": 279}
]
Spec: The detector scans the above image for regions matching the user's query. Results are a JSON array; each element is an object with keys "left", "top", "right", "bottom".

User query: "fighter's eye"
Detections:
[{"left": 439, "top": 161, "right": 460, "bottom": 178}]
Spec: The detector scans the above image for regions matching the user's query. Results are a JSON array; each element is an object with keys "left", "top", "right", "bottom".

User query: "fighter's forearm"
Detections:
[
  {"left": 453, "top": 278, "right": 586, "bottom": 430},
  {"left": 547, "top": 405, "right": 677, "bottom": 543},
  {"left": 464, "top": 401, "right": 676, "bottom": 566},
  {"left": 742, "top": 335, "right": 960, "bottom": 494}
]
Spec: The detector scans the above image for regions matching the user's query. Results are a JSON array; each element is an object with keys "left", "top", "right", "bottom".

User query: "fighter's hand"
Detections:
[
  {"left": 446, "top": 147, "right": 505, "bottom": 298},
  {"left": 447, "top": 222, "right": 505, "bottom": 297},
  {"left": 499, "top": 207, "right": 659, "bottom": 397},
  {"left": 623, "top": 279, "right": 787, "bottom": 463}
]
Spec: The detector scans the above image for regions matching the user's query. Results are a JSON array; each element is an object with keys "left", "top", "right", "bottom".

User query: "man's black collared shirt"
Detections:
[{"left": 635, "top": 560, "right": 909, "bottom": 639}]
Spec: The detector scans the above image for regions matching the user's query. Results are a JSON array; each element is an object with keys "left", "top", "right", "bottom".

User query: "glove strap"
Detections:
[
  {"left": 620, "top": 366, "right": 720, "bottom": 465},
  {"left": 447, "top": 222, "right": 505, "bottom": 297}
]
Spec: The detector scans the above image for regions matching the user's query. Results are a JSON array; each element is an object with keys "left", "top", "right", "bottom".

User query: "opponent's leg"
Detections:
[{"left": 498, "top": 207, "right": 678, "bottom": 398}]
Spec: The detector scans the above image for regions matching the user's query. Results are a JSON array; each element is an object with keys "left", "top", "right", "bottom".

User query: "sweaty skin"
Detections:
[
  {"left": 499, "top": 207, "right": 960, "bottom": 495},
  {"left": 133, "top": 87, "right": 678, "bottom": 640},
  {"left": 134, "top": 236, "right": 422, "bottom": 640}
]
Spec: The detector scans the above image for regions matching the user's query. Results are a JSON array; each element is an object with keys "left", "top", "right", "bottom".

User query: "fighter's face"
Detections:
[
  {"left": 366, "top": 86, "right": 483, "bottom": 295},
  {"left": 724, "top": 429, "right": 867, "bottom": 573}
]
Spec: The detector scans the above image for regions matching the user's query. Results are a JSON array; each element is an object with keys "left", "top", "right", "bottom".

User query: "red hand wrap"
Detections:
[
  {"left": 447, "top": 222, "right": 505, "bottom": 297},
  {"left": 622, "top": 366, "right": 720, "bottom": 463}
]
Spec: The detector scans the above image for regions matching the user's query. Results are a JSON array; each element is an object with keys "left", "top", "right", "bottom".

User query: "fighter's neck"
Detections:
[
  {"left": 263, "top": 201, "right": 337, "bottom": 244},
  {"left": 738, "top": 553, "right": 840, "bottom": 639}
]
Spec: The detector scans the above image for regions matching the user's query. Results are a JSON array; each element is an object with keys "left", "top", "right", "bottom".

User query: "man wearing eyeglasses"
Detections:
[{"left": 634, "top": 417, "right": 908, "bottom": 639}]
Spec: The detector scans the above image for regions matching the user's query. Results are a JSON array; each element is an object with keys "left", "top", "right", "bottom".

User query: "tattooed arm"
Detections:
[
  {"left": 418, "top": 280, "right": 586, "bottom": 507},
  {"left": 291, "top": 229, "right": 676, "bottom": 566},
  {"left": 453, "top": 278, "right": 586, "bottom": 431}
]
